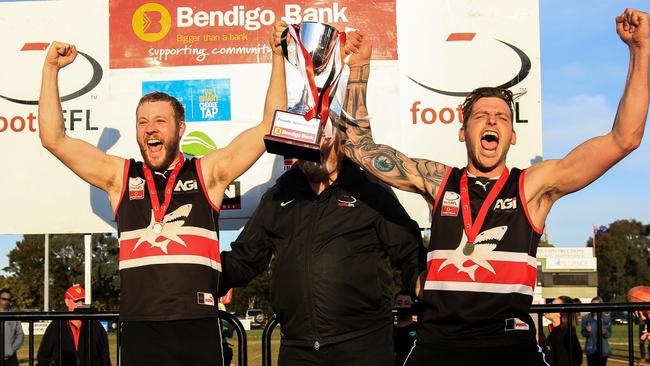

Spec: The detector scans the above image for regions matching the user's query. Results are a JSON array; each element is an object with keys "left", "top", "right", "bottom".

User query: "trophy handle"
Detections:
[{"left": 281, "top": 24, "right": 300, "bottom": 67}]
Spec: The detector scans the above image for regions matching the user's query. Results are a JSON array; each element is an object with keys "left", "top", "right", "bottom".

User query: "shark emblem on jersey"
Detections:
[
  {"left": 132, "top": 204, "right": 192, "bottom": 254},
  {"left": 438, "top": 226, "right": 508, "bottom": 280}
]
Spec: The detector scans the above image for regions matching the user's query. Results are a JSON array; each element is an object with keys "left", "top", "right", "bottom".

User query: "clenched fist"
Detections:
[
  {"left": 44, "top": 41, "right": 78, "bottom": 70},
  {"left": 616, "top": 8, "right": 650, "bottom": 48}
]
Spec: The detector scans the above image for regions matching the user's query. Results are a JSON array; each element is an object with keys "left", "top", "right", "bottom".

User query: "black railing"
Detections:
[
  {"left": 260, "top": 302, "right": 650, "bottom": 366},
  {"left": 0, "top": 310, "right": 247, "bottom": 366},
  {"left": 531, "top": 302, "right": 650, "bottom": 366}
]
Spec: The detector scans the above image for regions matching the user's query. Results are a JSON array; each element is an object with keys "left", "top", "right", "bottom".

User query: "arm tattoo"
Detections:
[
  {"left": 340, "top": 64, "right": 448, "bottom": 199},
  {"left": 343, "top": 65, "right": 370, "bottom": 120}
]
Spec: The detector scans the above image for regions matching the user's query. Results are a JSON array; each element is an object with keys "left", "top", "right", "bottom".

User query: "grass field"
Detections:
[{"left": 13, "top": 324, "right": 648, "bottom": 365}]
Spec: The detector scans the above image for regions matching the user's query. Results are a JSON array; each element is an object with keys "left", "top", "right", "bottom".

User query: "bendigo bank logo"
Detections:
[
  {"left": 406, "top": 33, "right": 531, "bottom": 97},
  {"left": 132, "top": 3, "right": 172, "bottom": 42},
  {"left": 0, "top": 43, "right": 102, "bottom": 105}
]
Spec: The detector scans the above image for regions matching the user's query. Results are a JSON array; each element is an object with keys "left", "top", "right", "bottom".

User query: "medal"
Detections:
[
  {"left": 459, "top": 168, "right": 509, "bottom": 246},
  {"left": 143, "top": 154, "right": 185, "bottom": 231}
]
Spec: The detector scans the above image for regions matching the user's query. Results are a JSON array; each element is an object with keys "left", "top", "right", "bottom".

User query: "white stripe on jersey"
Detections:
[
  {"left": 428, "top": 250, "right": 537, "bottom": 267},
  {"left": 119, "top": 226, "right": 218, "bottom": 241},
  {"left": 120, "top": 254, "right": 222, "bottom": 271},
  {"left": 424, "top": 280, "right": 534, "bottom": 296}
]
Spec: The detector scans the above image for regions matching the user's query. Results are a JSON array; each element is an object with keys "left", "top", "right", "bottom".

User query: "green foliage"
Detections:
[
  {"left": 228, "top": 269, "right": 273, "bottom": 316},
  {"left": 589, "top": 219, "right": 650, "bottom": 302},
  {"left": 2, "top": 234, "right": 119, "bottom": 311}
]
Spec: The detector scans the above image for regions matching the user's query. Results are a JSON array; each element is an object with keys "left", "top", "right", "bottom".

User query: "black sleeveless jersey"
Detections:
[
  {"left": 115, "top": 158, "right": 222, "bottom": 321},
  {"left": 421, "top": 167, "right": 543, "bottom": 347}
]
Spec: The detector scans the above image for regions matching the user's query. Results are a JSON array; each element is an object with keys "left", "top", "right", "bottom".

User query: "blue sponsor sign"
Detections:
[{"left": 142, "top": 79, "right": 231, "bottom": 122}]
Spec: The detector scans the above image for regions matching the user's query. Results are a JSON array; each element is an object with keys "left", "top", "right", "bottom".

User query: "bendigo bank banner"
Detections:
[
  {"left": 109, "top": 0, "right": 398, "bottom": 68},
  {"left": 0, "top": 0, "right": 541, "bottom": 234}
]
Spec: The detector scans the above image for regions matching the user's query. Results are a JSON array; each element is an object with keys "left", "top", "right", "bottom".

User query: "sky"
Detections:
[{"left": 1, "top": 1, "right": 649, "bottom": 271}]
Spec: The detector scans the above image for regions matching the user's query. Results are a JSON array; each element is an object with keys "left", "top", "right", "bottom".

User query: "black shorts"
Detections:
[
  {"left": 121, "top": 318, "right": 223, "bottom": 366},
  {"left": 278, "top": 324, "right": 394, "bottom": 366},
  {"left": 403, "top": 341, "right": 550, "bottom": 366}
]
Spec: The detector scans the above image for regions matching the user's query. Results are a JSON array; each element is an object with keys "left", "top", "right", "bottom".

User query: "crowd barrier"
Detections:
[
  {"left": 0, "top": 310, "right": 247, "bottom": 366},
  {"left": 260, "top": 302, "right": 650, "bottom": 366}
]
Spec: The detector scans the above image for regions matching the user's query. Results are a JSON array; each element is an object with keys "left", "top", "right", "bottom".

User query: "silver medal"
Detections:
[{"left": 152, "top": 222, "right": 163, "bottom": 234}]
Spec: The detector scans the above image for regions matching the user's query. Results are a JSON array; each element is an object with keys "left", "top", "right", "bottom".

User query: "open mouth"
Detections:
[
  {"left": 480, "top": 131, "right": 499, "bottom": 151},
  {"left": 147, "top": 139, "right": 164, "bottom": 153}
]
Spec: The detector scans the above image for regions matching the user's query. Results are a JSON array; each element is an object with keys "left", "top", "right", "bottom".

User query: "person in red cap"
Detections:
[{"left": 36, "top": 286, "right": 111, "bottom": 366}]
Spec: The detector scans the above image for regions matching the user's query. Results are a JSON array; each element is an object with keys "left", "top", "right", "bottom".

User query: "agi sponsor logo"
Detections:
[
  {"left": 493, "top": 197, "right": 517, "bottom": 211},
  {"left": 174, "top": 179, "right": 198, "bottom": 192},
  {"left": 131, "top": 3, "right": 172, "bottom": 42}
]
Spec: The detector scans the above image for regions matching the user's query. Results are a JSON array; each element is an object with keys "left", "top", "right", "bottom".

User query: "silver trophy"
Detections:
[{"left": 264, "top": 22, "right": 346, "bottom": 162}]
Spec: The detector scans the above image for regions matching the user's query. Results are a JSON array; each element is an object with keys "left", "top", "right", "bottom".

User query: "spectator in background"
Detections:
[
  {"left": 581, "top": 296, "right": 612, "bottom": 366},
  {"left": 393, "top": 291, "right": 418, "bottom": 366},
  {"left": 637, "top": 311, "right": 649, "bottom": 365},
  {"left": 545, "top": 296, "right": 583, "bottom": 366},
  {"left": 0, "top": 289, "right": 23, "bottom": 366},
  {"left": 37, "top": 286, "right": 111, "bottom": 366}
]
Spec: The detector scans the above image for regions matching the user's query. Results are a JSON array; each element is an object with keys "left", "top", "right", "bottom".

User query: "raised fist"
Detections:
[
  {"left": 344, "top": 31, "right": 372, "bottom": 67},
  {"left": 269, "top": 20, "right": 288, "bottom": 56},
  {"left": 616, "top": 8, "right": 650, "bottom": 48},
  {"left": 44, "top": 41, "right": 78, "bottom": 70}
]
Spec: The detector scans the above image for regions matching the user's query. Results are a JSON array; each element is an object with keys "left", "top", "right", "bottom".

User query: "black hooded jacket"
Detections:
[{"left": 220, "top": 159, "right": 424, "bottom": 348}]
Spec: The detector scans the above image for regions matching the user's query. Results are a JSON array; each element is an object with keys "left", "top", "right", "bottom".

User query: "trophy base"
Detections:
[{"left": 264, "top": 135, "right": 321, "bottom": 162}]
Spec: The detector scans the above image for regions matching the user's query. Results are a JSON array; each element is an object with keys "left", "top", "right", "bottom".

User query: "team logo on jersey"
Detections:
[
  {"left": 494, "top": 197, "right": 517, "bottom": 211},
  {"left": 438, "top": 226, "right": 508, "bottom": 280},
  {"left": 128, "top": 177, "right": 145, "bottom": 200},
  {"left": 174, "top": 179, "right": 198, "bottom": 192},
  {"left": 337, "top": 195, "right": 357, "bottom": 207},
  {"left": 133, "top": 204, "right": 192, "bottom": 253},
  {"left": 505, "top": 318, "right": 530, "bottom": 331},
  {"left": 197, "top": 292, "right": 215, "bottom": 306},
  {"left": 441, "top": 191, "right": 460, "bottom": 216}
]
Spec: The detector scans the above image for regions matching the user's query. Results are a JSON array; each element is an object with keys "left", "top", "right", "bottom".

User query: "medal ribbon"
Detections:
[
  {"left": 459, "top": 168, "right": 509, "bottom": 243},
  {"left": 142, "top": 154, "right": 185, "bottom": 223},
  {"left": 287, "top": 24, "right": 347, "bottom": 126}
]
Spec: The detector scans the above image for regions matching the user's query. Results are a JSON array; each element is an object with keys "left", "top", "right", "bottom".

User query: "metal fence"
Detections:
[
  {"left": 0, "top": 310, "right": 247, "bottom": 366},
  {"left": 261, "top": 302, "right": 650, "bottom": 366}
]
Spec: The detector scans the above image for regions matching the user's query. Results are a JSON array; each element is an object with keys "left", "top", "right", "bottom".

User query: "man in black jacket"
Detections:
[
  {"left": 219, "top": 26, "right": 423, "bottom": 366},
  {"left": 37, "top": 286, "right": 110, "bottom": 366}
]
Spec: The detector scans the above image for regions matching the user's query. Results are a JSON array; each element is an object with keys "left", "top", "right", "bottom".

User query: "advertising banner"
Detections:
[{"left": 0, "top": 0, "right": 541, "bottom": 234}]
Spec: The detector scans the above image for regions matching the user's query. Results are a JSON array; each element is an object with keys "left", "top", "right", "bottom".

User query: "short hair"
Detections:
[
  {"left": 461, "top": 87, "right": 515, "bottom": 127},
  {"left": 137, "top": 91, "right": 185, "bottom": 125},
  {"left": 591, "top": 296, "right": 603, "bottom": 303},
  {"left": 0, "top": 288, "right": 12, "bottom": 296}
]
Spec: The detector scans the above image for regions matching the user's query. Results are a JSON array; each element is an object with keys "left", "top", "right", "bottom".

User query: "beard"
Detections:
[
  {"left": 138, "top": 136, "right": 180, "bottom": 171},
  {"left": 298, "top": 160, "right": 332, "bottom": 182}
]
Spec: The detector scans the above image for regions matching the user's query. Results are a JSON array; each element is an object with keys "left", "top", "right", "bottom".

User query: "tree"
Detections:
[
  {"left": 2, "top": 234, "right": 119, "bottom": 310},
  {"left": 228, "top": 269, "right": 272, "bottom": 316},
  {"left": 588, "top": 219, "right": 650, "bottom": 302}
]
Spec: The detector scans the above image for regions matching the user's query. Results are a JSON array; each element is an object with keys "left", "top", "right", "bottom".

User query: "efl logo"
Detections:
[
  {"left": 406, "top": 32, "right": 531, "bottom": 97},
  {"left": 132, "top": 3, "right": 172, "bottom": 42},
  {"left": 0, "top": 43, "right": 102, "bottom": 105}
]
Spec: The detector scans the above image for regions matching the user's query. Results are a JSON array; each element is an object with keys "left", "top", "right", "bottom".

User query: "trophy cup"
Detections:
[{"left": 264, "top": 22, "right": 347, "bottom": 162}]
